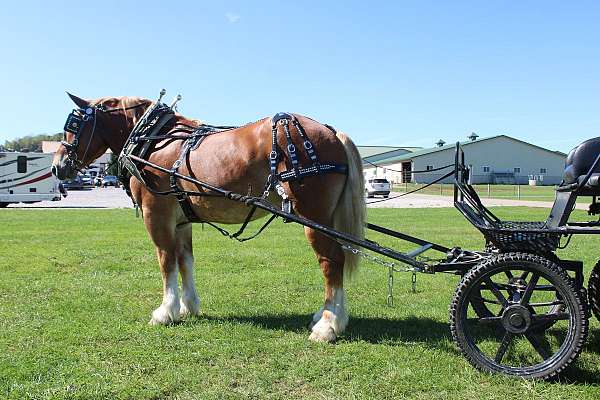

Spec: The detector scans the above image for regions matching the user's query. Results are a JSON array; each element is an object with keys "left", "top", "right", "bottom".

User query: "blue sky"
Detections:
[{"left": 1, "top": 1, "right": 598, "bottom": 152}]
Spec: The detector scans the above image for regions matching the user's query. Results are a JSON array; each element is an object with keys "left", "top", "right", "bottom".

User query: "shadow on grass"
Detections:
[
  {"left": 584, "top": 328, "right": 600, "bottom": 354},
  {"left": 187, "top": 313, "right": 600, "bottom": 384},
  {"left": 558, "top": 329, "right": 600, "bottom": 384},
  {"left": 197, "top": 313, "right": 456, "bottom": 352}
]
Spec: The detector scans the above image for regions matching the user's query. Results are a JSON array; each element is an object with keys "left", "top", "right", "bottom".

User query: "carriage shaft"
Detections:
[{"left": 128, "top": 154, "right": 428, "bottom": 269}]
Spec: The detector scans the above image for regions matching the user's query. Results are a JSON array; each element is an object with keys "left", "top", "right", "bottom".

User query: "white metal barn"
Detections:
[{"left": 362, "top": 135, "right": 567, "bottom": 185}]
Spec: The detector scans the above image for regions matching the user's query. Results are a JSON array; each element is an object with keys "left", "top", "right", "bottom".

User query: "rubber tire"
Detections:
[
  {"left": 0, "top": 202, "right": 8, "bottom": 208},
  {"left": 469, "top": 252, "right": 566, "bottom": 332},
  {"left": 589, "top": 261, "right": 600, "bottom": 322},
  {"left": 450, "top": 252, "right": 588, "bottom": 379}
]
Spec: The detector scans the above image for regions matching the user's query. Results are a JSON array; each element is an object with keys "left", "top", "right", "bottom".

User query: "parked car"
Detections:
[
  {"left": 102, "top": 175, "right": 120, "bottom": 187},
  {"left": 365, "top": 178, "right": 391, "bottom": 198},
  {"left": 62, "top": 176, "right": 85, "bottom": 190},
  {"left": 80, "top": 174, "right": 94, "bottom": 187}
]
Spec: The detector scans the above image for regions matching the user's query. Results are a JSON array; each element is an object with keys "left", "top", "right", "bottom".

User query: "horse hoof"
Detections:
[
  {"left": 309, "top": 327, "right": 337, "bottom": 343},
  {"left": 148, "top": 318, "right": 167, "bottom": 326},
  {"left": 149, "top": 306, "right": 179, "bottom": 326},
  {"left": 179, "top": 298, "right": 200, "bottom": 318}
]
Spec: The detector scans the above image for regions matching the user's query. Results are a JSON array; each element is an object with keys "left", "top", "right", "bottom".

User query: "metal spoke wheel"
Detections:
[
  {"left": 589, "top": 260, "right": 600, "bottom": 322},
  {"left": 450, "top": 253, "right": 588, "bottom": 379},
  {"left": 468, "top": 253, "right": 565, "bottom": 332}
]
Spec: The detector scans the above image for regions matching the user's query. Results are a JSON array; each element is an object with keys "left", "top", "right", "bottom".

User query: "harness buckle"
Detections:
[
  {"left": 287, "top": 144, "right": 296, "bottom": 153},
  {"left": 269, "top": 151, "right": 278, "bottom": 160},
  {"left": 303, "top": 140, "right": 313, "bottom": 150}
]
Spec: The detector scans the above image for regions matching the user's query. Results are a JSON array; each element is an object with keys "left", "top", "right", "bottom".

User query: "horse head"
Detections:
[{"left": 52, "top": 93, "right": 151, "bottom": 179}]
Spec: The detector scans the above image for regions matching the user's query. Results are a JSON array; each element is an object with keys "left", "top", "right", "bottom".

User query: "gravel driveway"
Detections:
[
  {"left": 366, "top": 192, "right": 588, "bottom": 210},
  {"left": 6, "top": 187, "right": 134, "bottom": 209},
  {"left": 6, "top": 187, "right": 585, "bottom": 210}
]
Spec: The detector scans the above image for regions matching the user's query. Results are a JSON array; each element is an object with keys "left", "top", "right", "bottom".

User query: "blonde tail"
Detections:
[{"left": 332, "top": 132, "right": 366, "bottom": 278}]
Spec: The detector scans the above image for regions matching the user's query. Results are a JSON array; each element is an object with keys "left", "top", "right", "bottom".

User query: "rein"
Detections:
[
  {"left": 363, "top": 160, "right": 456, "bottom": 204},
  {"left": 364, "top": 159, "right": 454, "bottom": 174}
]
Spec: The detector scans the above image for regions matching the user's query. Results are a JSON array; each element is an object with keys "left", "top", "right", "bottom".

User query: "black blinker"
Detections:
[{"left": 64, "top": 112, "right": 84, "bottom": 135}]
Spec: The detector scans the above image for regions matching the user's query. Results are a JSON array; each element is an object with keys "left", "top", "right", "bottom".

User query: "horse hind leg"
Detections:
[
  {"left": 176, "top": 223, "right": 200, "bottom": 318},
  {"left": 305, "top": 227, "right": 348, "bottom": 342}
]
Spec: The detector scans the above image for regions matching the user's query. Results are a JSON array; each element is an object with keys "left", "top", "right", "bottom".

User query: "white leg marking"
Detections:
[
  {"left": 179, "top": 251, "right": 200, "bottom": 317},
  {"left": 149, "top": 266, "right": 180, "bottom": 325},
  {"left": 309, "top": 307, "right": 324, "bottom": 330},
  {"left": 310, "top": 288, "right": 348, "bottom": 342}
]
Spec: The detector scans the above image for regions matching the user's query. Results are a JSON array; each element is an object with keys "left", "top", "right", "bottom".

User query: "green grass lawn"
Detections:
[
  {"left": 1, "top": 208, "right": 599, "bottom": 399},
  {"left": 393, "top": 183, "right": 559, "bottom": 202}
]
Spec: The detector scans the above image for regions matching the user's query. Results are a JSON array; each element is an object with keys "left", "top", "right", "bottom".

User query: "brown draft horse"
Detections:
[{"left": 52, "top": 93, "right": 365, "bottom": 342}]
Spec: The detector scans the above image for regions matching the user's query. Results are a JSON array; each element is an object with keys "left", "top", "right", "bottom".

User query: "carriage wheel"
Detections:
[
  {"left": 589, "top": 261, "right": 600, "bottom": 322},
  {"left": 450, "top": 253, "right": 588, "bottom": 379},
  {"left": 469, "top": 252, "right": 565, "bottom": 332}
]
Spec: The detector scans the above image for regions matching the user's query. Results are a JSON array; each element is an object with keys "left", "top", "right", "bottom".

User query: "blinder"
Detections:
[{"left": 61, "top": 106, "right": 97, "bottom": 170}]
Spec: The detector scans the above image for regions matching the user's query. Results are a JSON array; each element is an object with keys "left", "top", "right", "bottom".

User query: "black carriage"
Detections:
[
  {"left": 358, "top": 139, "right": 600, "bottom": 379},
  {"left": 447, "top": 140, "right": 600, "bottom": 379}
]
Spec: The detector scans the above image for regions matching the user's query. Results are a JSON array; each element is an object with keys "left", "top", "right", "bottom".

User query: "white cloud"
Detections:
[{"left": 225, "top": 13, "right": 241, "bottom": 23}]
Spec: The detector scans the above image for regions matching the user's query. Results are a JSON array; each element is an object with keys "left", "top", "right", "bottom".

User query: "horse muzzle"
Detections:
[{"left": 51, "top": 156, "right": 76, "bottom": 180}]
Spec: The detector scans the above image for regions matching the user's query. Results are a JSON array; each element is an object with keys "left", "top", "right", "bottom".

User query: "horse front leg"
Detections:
[
  {"left": 176, "top": 223, "right": 200, "bottom": 318},
  {"left": 145, "top": 213, "right": 181, "bottom": 325},
  {"left": 149, "top": 244, "right": 180, "bottom": 325},
  {"left": 305, "top": 227, "right": 348, "bottom": 343}
]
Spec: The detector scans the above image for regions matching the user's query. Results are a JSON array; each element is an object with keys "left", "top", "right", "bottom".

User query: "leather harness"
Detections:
[{"left": 65, "top": 98, "right": 348, "bottom": 240}]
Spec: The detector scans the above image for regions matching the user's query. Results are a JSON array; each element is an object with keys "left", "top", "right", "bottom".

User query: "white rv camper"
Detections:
[{"left": 0, "top": 152, "right": 62, "bottom": 207}]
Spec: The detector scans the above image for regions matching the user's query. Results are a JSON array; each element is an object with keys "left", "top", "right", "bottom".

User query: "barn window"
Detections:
[
  {"left": 482, "top": 166, "right": 490, "bottom": 173},
  {"left": 17, "top": 156, "right": 27, "bottom": 173},
  {"left": 540, "top": 168, "right": 547, "bottom": 174},
  {"left": 514, "top": 167, "right": 521, "bottom": 173},
  {"left": 426, "top": 165, "right": 434, "bottom": 171}
]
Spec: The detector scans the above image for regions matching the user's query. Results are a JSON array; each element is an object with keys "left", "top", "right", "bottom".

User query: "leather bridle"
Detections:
[{"left": 60, "top": 102, "right": 147, "bottom": 171}]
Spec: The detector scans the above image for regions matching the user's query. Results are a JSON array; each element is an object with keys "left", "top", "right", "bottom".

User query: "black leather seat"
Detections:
[
  {"left": 558, "top": 137, "right": 600, "bottom": 193},
  {"left": 579, "top": 173, "right": 600, "bottom": 188}
]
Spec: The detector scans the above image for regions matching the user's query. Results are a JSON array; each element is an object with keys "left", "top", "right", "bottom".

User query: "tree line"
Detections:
[{"left": 2, "top": 133, "right": 62, "bottom": 152}]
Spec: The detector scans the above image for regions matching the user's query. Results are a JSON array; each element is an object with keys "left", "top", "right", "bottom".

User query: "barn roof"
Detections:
[
  {"left": 366, "top": 135, "right": 567, "bottom": 165},
  {"left": 357, "top": 145, "right": 421, "bottom": 159}
]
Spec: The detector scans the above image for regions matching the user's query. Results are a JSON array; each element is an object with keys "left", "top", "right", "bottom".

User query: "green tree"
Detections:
[
  {"left": 3, "top": 133, "right": 62, "bottom": 152},
  {"left": 105, "top": 153, "right": 120, "bottom": 176}
]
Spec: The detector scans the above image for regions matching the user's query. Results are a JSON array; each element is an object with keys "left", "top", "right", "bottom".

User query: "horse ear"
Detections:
[{"left": 66, "top": 92, "right": 90, "bottom": 108}]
